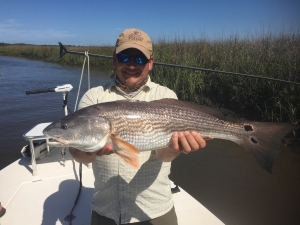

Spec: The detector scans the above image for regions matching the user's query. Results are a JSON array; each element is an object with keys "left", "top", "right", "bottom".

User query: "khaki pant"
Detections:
[{"left": 91, "top": 206, "right": 178, "bottom": 225}]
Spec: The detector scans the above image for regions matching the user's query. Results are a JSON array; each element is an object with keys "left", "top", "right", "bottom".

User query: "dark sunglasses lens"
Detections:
[
  {"left": 117, "top": 53, "right": 149, "bottom": 65},
  {"left": 116, "top": 53, "right": 130, "bottom": 63},
  {"left": 134, "top": 56, "right": 148, "bottom": 65}
]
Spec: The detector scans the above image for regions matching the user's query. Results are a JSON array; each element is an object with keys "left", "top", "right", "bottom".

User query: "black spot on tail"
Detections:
[
  {"left": 250, "top": 137, "right": 258, "bottom": 144},
  {"left": 244, "top": 124, "right": 253, "bottom": 131},
  {"left": 239, "top": 122, "right": 298, "bottom": 174}
]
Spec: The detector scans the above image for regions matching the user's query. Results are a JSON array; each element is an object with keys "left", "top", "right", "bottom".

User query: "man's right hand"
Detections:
[
  {"left": 69, "top": 144, "right": 114, "bottom": 163},
  {"left": 95, "top": 144, "right": 114, "bottom": 156}
]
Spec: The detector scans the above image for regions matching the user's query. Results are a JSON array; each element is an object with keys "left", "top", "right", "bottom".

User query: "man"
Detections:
[
  {"left": 0, "top": 202, "right": 6, "bottom": 218},
  {"left": 69, "top": 28, "right": 206, "bottom": 225}
]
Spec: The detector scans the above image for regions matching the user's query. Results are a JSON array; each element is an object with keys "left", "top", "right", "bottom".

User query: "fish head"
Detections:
[{"left": 43, "top": 110, "right": 111, "bottom": 152}]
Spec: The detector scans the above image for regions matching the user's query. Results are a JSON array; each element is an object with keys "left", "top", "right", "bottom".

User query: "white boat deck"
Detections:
[{"left": 0, "top": 148, "right": 224, "bottom": 225}]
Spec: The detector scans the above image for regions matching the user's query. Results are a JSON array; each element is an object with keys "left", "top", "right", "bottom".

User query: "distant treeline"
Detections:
[{"left": 1, "top": 31, "right": 299, "bottom": 140}]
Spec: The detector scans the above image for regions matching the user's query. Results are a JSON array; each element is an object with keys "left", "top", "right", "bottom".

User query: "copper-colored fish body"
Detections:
[{"left": 44, "top": 99, "right": 299, "bottom": 173}]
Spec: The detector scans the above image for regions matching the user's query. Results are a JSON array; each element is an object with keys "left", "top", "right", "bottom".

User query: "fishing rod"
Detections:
[{"left": 58, "top": 42, "right": 300, "bottom": 86}]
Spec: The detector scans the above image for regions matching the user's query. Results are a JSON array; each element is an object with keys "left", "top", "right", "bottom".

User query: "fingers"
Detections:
[
  {"left": 85, "top": 144, "right": 114, "bottom": 157},
  {"left": 170, "top": 132, "right": 180, "bottom": 151},
  {"left": 190, "top": 131, "right": 206, "bottom": 149},
  {"left": 96, "top": 144, "right": 114, "bottom": 156},
  {"left": 171, "top": 131, "right": 206, "bottom": 154}
]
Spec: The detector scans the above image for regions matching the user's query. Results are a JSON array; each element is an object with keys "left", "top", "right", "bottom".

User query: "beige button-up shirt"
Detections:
[{"left": 78, "top": 74, "right": 177, "bottom": 224}]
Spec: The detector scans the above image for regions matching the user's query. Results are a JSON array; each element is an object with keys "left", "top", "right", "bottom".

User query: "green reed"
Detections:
[
  {"left": 0, "top": 44, "right": 114, "bottom": 67},
  {"left": 1, "top": 31, "right": 299, "bottom": 133},
  {"left": 150, "top": 32, "right": 300, "bottom": 135}
]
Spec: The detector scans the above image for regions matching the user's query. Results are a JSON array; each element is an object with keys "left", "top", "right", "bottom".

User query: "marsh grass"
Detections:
[
  {"left": 0, "top": 44, "right": 114, "bottom": 67},
  {"left": 150, "top": 32, "right": 300, "bottom": 134},
  {"left": 1, "top": 31, "right": 299, "bottom": 137}
]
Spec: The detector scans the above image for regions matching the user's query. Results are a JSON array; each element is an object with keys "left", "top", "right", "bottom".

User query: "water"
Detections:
[
  {"left": 0, "top": 56, "right": 300, "bottom": 225},
  {"left": 0, "top": 56, "right": 111, "bottom": 169}
]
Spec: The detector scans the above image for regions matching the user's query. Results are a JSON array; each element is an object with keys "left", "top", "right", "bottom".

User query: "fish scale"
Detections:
[
  {"left": 106, "top": 101, "right": 233, "bottom": 147},
  {"left": 43, "top": 99, "right": 299, "bottom": 173}
]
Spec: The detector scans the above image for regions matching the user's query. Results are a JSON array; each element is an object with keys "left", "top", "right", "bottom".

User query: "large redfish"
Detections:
[{"left": 43, "top": 99, "right": 298, "bottom": 173}]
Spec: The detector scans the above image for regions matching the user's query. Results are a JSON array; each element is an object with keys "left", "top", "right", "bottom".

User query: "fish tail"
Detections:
[{"left": 237, "top": 122, "right": 298, "bottom": 174}]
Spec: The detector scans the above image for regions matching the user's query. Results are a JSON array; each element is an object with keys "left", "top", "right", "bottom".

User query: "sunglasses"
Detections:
[{"left": 116, "top": 52, "right": 149, "bottom": 65}]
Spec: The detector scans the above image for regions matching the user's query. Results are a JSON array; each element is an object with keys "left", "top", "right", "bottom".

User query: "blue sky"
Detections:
[{"left": 1, "top": 0, "right": 299, "bottom": 46}]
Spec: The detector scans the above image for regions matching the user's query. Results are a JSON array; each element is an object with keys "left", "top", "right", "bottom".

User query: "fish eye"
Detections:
[{"left": 61, "top": 124, "right": 68, "bottom": 130}]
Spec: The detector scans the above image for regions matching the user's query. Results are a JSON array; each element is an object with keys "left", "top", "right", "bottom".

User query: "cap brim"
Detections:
[{"left": 116, "top": 43, "right": 151, "bottom": 59}]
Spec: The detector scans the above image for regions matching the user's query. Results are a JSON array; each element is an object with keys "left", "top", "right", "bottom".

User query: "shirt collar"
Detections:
[{"left": 108, "top": 73, "right": 154, "bottom": 93}]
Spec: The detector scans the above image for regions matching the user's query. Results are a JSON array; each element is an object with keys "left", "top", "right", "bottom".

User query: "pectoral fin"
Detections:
[{"left": 111, "top": 135, "right": 140, "bottom": 169}]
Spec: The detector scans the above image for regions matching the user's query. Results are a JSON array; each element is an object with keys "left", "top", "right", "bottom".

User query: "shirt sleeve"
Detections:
[
  {"left": 78, "top": 87, "right": 104, "bottom": 110},
  {"left": 163, "top": 88, "right": 178, "bottom": 100},
  {"left": 153, "top": 85, "right": 178, "bottom": 100}
]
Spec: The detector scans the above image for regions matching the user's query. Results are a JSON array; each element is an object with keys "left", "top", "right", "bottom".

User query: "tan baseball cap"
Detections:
[{"left": 115, "top": 28, "right": 153, "bottom": 59}]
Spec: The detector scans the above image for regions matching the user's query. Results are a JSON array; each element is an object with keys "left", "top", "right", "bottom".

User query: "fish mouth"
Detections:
[{"left": 49, "top": 136, "right": 68, "bottom": 145}]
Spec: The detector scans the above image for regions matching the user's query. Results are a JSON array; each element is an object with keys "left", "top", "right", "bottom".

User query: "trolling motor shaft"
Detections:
[{"left": 26, "top": 84, "right": 73, "bottom": 95}]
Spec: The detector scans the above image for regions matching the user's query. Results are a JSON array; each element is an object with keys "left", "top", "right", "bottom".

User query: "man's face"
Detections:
[{"left": 113, "top": 48, "right": 154, "bottom": 88}]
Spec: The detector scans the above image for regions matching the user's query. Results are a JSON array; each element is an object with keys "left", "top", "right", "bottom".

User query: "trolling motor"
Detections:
[
  {"left": 26, "top": 84, "right": 73, "bottom": 116},
  {"left": 25, "top": 84, "right": 74, "bottom": 153},
  {"left": 24, "top": 84, "right": 74, "bottom": 176},
  {"left": 26, "top": 84, "right": 73, "bottom": 95}
]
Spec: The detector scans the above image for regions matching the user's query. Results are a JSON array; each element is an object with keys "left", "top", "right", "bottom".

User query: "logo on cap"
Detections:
[{"left": 128, "top": 31, "right": 144, "bottom": 42}]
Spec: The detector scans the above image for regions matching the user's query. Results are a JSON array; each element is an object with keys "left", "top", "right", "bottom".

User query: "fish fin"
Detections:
[
  {"left": 237, "top": 122, "right": 299, "bottom": 174},
  {"left": 151, "top": 98, "right": 225, "bottom": 120},
  {"left": 111, "top": 135, "right": 140, "bottom": 169}
]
